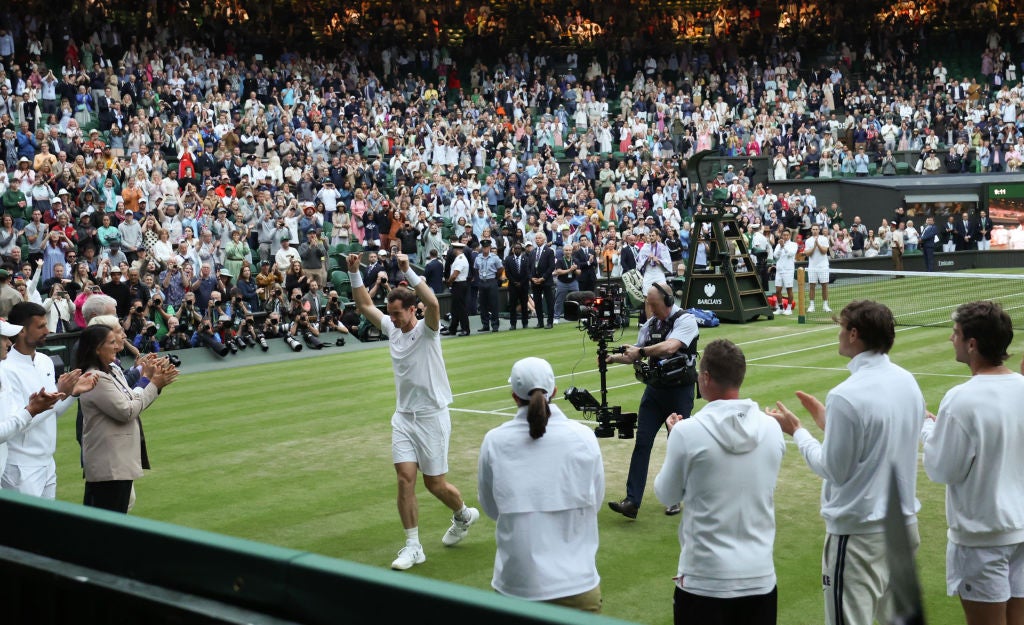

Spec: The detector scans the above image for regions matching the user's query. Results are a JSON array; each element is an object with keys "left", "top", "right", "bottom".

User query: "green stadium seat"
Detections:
[{"left": 330, "top": 270, "right": 352, "bottom": 299}]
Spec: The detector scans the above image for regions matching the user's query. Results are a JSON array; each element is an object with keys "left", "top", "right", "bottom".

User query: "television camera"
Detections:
[
  {"left": 562, "top": 283, "right": 637, "bottom": 439},
  {"left": 563, "top": 283, "right": 628, "bottom": 343}
]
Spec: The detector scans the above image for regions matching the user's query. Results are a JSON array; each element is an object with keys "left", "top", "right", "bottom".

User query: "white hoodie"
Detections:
[{"left": 655, "top": 398, "right": 786, "bottom": 598}]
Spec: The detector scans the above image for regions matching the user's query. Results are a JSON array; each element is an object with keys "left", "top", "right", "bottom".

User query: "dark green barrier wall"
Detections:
[{"left": 0, "top": 491, "right": 635, "bottom": 625}]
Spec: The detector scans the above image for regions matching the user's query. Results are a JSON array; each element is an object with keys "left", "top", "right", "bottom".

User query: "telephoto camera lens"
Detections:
[
  {"left": 257, "top": 333, "right": 269, "bottom": 351},
  {"left": 167, "top": 354, "right": 182, "bottom": 368},
  {"left": 284, "top": 335, "right": 303, "bottom": 352},
  {"left": 234, "top": 337, "right": 247, "bottom": 350},
  {"left": 227, "top": 339, "right": 238, "bottom": 354},
  {"left": 302, "top": 330, "right": 324, "bottom": 350}
]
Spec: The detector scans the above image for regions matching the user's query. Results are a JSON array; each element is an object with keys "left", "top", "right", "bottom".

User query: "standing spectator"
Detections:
[
  {"left": 502, "top": 241, "right": 532, "bottom": 330},
  {"left": 605, "top": 283, "right": 698, "bottom": 519},
  {"left": 345, "top": 252, "right": 479, "bottom": 571},
  {"left": 921, "top": 301, "right": 1024, "bottom": 625},
  {"left": 530, "top": 232, "right": 555, "bottom": 329},
  {"left": 422, "top": 249, "right": 445, "bottom": 294},
  {"left": 769, "top": 300, "right": 925, "bottom": 625},
  {"left": 477, "top": 357, "right": 604, "bottom": 612},
  {"left": 298, "top": 228, "right": 328, "bottom": 288},
  {"left": 655, "top": 339, "right": 785, "bottom": 624},
  {"left": 975, "top": 210, "right": 993, "bottom": 251},
  {"left": 552, "top": 244, "right": 579, "bottom": 324},
  {"left": 954, "top": 210, "right": 975, "bottom": 251},
  {"left": 1, "top": 302, "right": 95, "bottom": 498},
  {"left": 804, "top": 224, "right": 831, "bottom": 312},
  {"left": 920, "top": 217, "right": 939, "bottom": 272}
]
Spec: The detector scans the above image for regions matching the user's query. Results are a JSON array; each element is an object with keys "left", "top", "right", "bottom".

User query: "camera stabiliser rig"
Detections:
[{"left": 562, "top": 279, "right": 638, "bottom": 439}]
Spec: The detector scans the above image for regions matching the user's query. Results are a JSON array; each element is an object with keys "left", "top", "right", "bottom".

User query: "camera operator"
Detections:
[
  {"left": 160, "top": 316, "right": 192, "bottom": 351},
  {"left": 264, "top": 284, "right": 291, "bottom": 325},
  {"left": 143, "top": 292, "right": 173, "bottom": 339},
  {"left": 262, "top": 311, "right": 285, "bottom": 340},
  {"left": 228, "top": 287, "right": 265, "bottom": 350},
  {"left": 174, "top": 291, "right": 202, "bottom": 337},
  {"left": 189, "top": 292, "right": 233, "bottom": 357},
  {"left": 122, "top": 299, "right": 147, "bottom": 343},
  {"left": 287, "top": 287, "right": 306, "bottom": 323},
  {"left": 320, "top": 289, "right": 351, "bottom": 345},
  {"left": 289, "top": 309, "right": 325, "bottom": 350},
  {"left": 369, "top": 266, "right": 392, "bottom": 304},
  {"left": 133, "top": 321, "right": 162, "bottom": 354},
  {"left": 604, "top": 282, "right": 699, "bottom": 520}
]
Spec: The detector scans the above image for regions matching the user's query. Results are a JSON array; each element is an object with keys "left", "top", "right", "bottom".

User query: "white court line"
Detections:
[
  {"left": 749, "top": 363, "right": 969, "bottom": 378},
  {"left": 452, "top": 326, "right": 841, "bottom": 398},
  {"left": 733, "top": 325, "right": 838, "bottom": 345},
  {"left": 450, "top": 407, "right": 515, "bottom": 416},
  {"left": 746, "top": 325, "right": 921, "bottom": 362}
]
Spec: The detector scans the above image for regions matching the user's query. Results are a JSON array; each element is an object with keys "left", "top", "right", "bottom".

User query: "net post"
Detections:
[{"left": 797, "top": 267, "right": 806, "bottom": 324}]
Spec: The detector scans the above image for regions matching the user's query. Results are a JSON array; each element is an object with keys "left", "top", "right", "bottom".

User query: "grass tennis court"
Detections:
[{"left": 52, "top": 305, "right": 1024, "bottom": 625}]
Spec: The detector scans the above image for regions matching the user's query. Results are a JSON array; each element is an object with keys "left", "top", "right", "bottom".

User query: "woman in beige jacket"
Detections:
[{"left": 76, "top": 324, "right": 178, "bottom": 512}]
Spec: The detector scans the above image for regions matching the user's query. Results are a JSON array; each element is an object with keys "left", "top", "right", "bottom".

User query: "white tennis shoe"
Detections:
[
  {"left": 391, "top": 543, "right": 426, "bottom": 570},
  {"left": 442, "top": 507, "right": 480, "bottom": 546}
]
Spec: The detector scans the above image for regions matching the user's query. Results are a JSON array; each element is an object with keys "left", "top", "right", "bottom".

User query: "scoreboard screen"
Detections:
[{"left": 987, "top": 182, "right": 1024, "bottom": 225}]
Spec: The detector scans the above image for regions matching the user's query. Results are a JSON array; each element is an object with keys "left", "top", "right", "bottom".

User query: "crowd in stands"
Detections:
[{"left": 0, "top": 1, "right": 1023, "bottom": 349}]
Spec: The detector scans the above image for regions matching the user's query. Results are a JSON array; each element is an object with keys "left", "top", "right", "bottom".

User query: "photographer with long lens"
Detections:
[
  {"left": 604, "top": 282, "right": 699, "bottom": 520},
  {"left": 320, "top": 289, "right": 351, "bottom": 346},
  {"left": 289, "top": 309, "right": 325, "bottom": 350},
  {"left": 160, "top": 316, "right": 192, "bottom": 352},
  {"left": 189, "top": 291, "right": 232, "bottom": 357},
  {"left": 228, "top": 287, "right": 267, "bottom": 351},
  {"left": 174, "top": 291, "right": 202, "bottom": 337}
]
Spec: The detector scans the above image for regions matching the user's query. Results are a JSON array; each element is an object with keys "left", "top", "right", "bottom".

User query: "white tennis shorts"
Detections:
[
  {"left": 775, "top": 269, "right": 795, "bottom": 289},
  {"left": 391, "top": 407, "right": 451, "bottom": 476},
  {"left": 947, "top": 541, "right": 1024, "bottom": 602},
  {"left": 808, "top": 267, "right": 830, "bottom": 284}
]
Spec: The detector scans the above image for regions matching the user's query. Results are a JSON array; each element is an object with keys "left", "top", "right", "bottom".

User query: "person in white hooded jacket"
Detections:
[
  {"left": 654, "top": 339, "right": 785, "bottom": 625},
  {"left": 478, "top": 357, "right": 604, "bottom": 612}
]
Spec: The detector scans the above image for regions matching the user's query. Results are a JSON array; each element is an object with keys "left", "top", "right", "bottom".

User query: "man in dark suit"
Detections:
[
  {"left": 974, "top": 210, "right": 993, "bottom": 251},
  {"left": 529, "top": 232, "right": 556, "bottom": 329},
  {"left": 953, "top": 210, "right": 975, "bottom": 251},
  {"left": 423, "top": 249, "right": 445, "bottom": 294},
  {"left": 503, "top": 240, "right": 532, "bottom": 329},
  {"left": 619, "top": 233, "right": 640, "bottom": 273},
  {"left": 574, "top": 235, "right": 599, "bottom": 293},
  {"left": 919, "top": 215, "right": 939, "bottom": 272}
]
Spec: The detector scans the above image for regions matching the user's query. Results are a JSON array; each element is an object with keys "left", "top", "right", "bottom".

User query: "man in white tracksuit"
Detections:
[
  {"left": 655, "top": 339, "right": 785, "bottom": 624},
  {"left": 922, "top": 301, "right": 1024, "bottom": 624},
  {"left": 0, "top": 319, "right": 63, "bottom": 476},
  {"left": 769, "top": 300, "right": 925, "bottom": 625}
]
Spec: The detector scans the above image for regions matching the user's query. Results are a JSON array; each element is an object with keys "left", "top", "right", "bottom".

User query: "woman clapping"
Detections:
[{"left": 77, "top": 325, "right": 178, "bottom": 513}]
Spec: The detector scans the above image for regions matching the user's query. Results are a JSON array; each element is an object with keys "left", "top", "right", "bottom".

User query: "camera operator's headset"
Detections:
[{"left": 652, "top": 282, "right": 674, "bottom": 307}]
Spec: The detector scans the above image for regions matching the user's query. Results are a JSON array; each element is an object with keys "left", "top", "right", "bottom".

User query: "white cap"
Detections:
[
  {"left": 0, "top": 319, "right": 23, "bottom": 337},
  {"left": 508, "top": 357, "right": 556, "bottom": 401}
]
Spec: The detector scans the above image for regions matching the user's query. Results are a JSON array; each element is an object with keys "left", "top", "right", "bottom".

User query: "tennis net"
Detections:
[{"left": 799, "top": 268, "right": 1024, "bottom": 329}]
